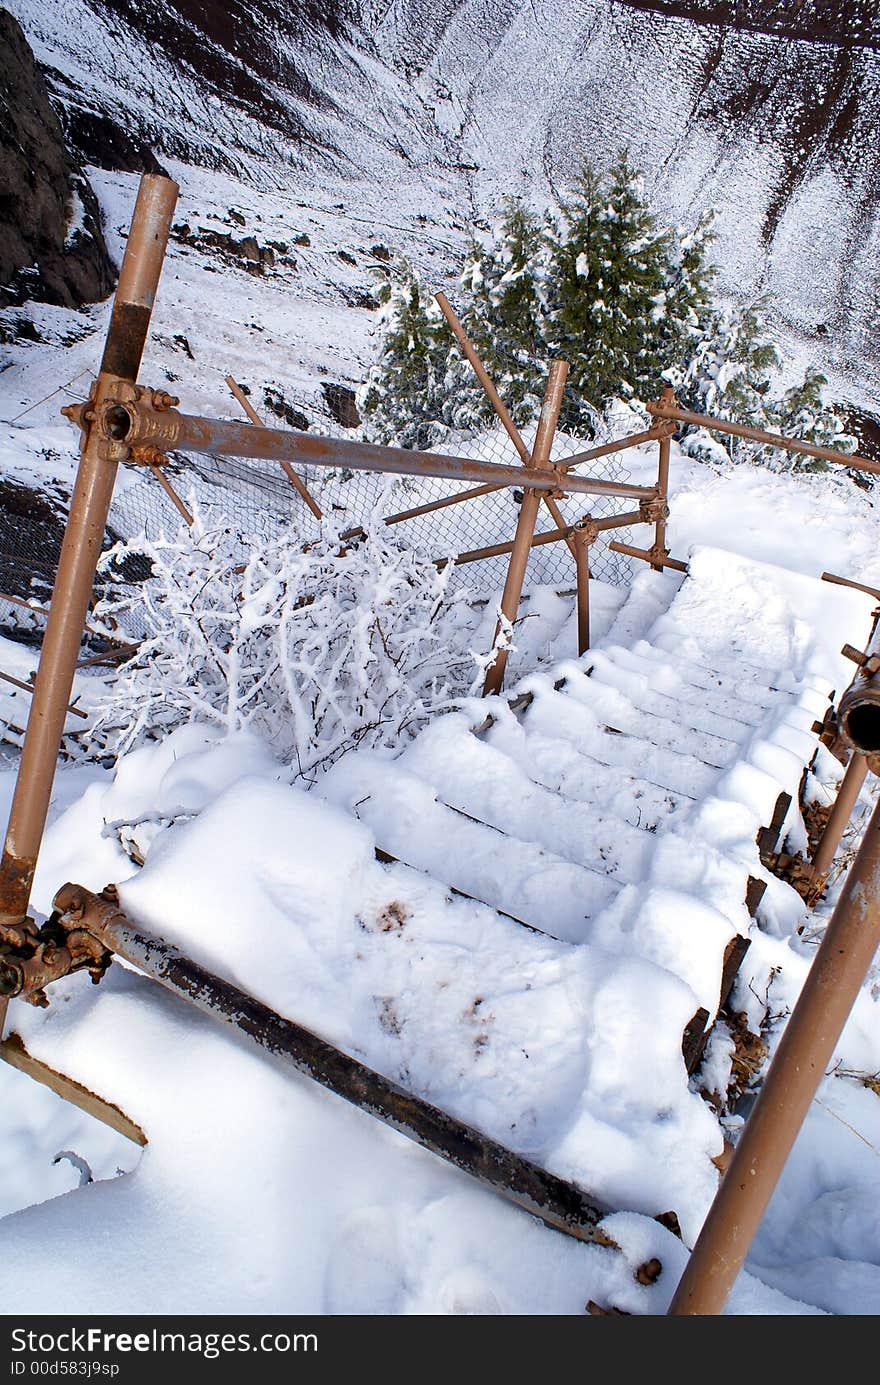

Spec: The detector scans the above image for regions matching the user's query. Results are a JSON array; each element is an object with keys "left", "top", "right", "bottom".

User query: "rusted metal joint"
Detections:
[
  {"left": 538, "top": 468, "right": 568, "bottom": 500},
  {"left": 841, "top": 643, "right": 880, "bottom": 675},
  {"left": 0, "top": 907, "right": 111, "bottom": 1008},
  {"left": 639, "top": 496, "right": 669, "bottom": 526},
  {"left": 574, "top": 517, "right": 599, "bottom": 545},
  {"left": 129, "top": 445, "right": 171, "bottom": 467},
  {"left": 62, "top": 383, "right": 183, "bottom": 465}
]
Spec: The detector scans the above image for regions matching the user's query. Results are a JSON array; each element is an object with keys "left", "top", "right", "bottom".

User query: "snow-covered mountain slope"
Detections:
[{"left": 4, "top": 0, "right": 878, "bottom": 416}]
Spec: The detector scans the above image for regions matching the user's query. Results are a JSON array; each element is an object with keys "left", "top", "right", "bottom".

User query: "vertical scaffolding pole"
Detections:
[
  {"left": 667, "top": 796, "right": 880, "bottom": 1314},
  {"left": 483, "top": 361, "right": 568, "bottom": 697},
  {"left": 573, "top": 524, "right": 592, "bottom": 656},
  {"left": 651, "top": 384, "right": 674, "bottom": 570},
  {"left": 0, "top": 174, "right": 178, "bottom": 948}
]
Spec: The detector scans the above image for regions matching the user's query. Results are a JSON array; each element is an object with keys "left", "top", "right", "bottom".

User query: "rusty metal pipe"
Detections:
[
  {"left": 608, "top": 540, "right": 688, "bottom": 573},
  {"left": 434, "top": 293, "right": 531, "bottom": 466},
  {"left": 437, "top": 519, "right": 580, "bottom": 569},
  {"left": 821, "top": 571, "right": 880, "bottom": 603},
  {"left": 0, "top": 669, "right": 87, "bottom": 720},
  {"left": 647, "top": 399, "right": 880, "bottom": 476},
  {"left": 811, "top": 754, "right": 869, "bottom": 879},
  {"left": 147, "top": 464, "right": 193, "bottom": 526},
  {"left": 0, "top": 174, "right": 178, "bottom": 934},
  {"left": 837, "top": 621, "right": 880, "bottom": 753},
  {"left": 557, "top": 422, "right": 675, "bottom": 472},
  {"left": 437, "top": 508, "right": 644, "bottom": 569},
  {"left": 653, "top": 389, "right": 674, "bottom": 568},
  {"left": 52, "top": 882, "right": 615, "bottom": 1247},
  {"left": 667, "top": 794, "right": 880, "bottom": 1315},
  {"left": 483, "top": 361, "right": 568, "bottom": 697},
  {"left": 225, "top": 375, "right": 323, "bottom": 521},
  {"left": 573, "top": 527, "right": 591, "bottom": 656},
  {"left": 432, "top": 296, "right": 577, "bottom": 559},
  {"left": 103, "top": 402, "right": 655, "bottom": 500}
]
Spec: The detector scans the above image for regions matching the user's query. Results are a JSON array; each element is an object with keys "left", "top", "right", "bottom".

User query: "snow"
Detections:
[
  {"left": 1, "top": 17, "right": 880, "bottom": 1312},
  {"left": 2, "top": 513, "right": 879, "bottom": 1314}
]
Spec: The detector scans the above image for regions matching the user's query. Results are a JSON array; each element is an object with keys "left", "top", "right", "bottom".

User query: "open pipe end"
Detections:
[{"left": 841, "top": 699, "right": 880, "bottom": 754}]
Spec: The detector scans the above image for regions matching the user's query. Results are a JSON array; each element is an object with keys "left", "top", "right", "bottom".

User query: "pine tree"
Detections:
[
  {"left": 547, "top": 154, "right": 672, "bottom": 423},
  {"left": 773, "top": 367, "right": 856, "bottom": 471},
  {"left": 659, "top": 210, "right": 718, "bottom": 386},
  {"left": 458, "top": 200, "right": 553, "bottom": 425},
  {"left": 360, "top": 162, "right": 854, "bottom": 474},
  {"left": 359, "top": 258, "right": 451, "bottom": 450}
]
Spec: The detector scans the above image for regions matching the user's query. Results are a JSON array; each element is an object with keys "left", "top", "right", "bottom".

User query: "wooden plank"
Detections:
[{"left": 0, "top": 1033, "right": 146, "bottom": 1146}]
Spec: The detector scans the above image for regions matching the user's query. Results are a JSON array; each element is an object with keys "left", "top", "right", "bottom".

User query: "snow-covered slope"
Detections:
[{"left": 4, "top": 0, "right": 878, "bottom": 414}]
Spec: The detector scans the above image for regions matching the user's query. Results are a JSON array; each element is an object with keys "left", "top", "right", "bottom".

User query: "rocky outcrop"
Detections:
[{"left": 0, "top": 8, "right": 115, "bottom": 309}]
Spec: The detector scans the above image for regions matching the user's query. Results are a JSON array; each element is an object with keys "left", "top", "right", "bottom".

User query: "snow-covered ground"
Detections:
[{"left": 2, "top": 156, "right": 880, "bottom": 1315}]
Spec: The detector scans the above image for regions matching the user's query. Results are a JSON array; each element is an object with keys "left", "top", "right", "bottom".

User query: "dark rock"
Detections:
[
  {"left": 370, "top": 244, "right": 391, "bottom": 262},
  {"left": 0, "top": 11, "right": 115, "bottom": 310},
  {"left": 62, "top": 103, "right": 166, "bottom": 176},
  {"left": 293, "top": 232, "right": 311, "bottom": 246},
  {"left": 337, "top": 250, "right": 356, "bottom": 265},
  {"left": 227, "top": 207, "right": 246, "bottom": 226},
  {"left": 263, "top": 388, "right": 310, "bottom": 431},
  {"left": 321, "top": 382, "right": 360, "bottom": 429}
]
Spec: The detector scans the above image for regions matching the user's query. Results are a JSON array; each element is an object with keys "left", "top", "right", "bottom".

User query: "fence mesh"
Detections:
[
  {"left": 106, "top": 391, "right": 638, "bottom": 607},
  {"left": 0, "top": 362, "right": 644, "bottom": 651}
]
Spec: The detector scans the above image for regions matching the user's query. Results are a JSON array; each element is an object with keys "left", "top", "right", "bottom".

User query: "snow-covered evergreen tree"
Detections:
[
  {"left": 359, "top": 258, "right": 451, "bottom": 450},
  {"left": 360, "top": 160, "right": 854, "bottom": 471},
  {"left": 547, "top": 155, "right": 672, "bottom": 422},
  {"left": 458, "top": 200, "right": 553, "bottom": 425},
  {"left": 659, "top": 209, "right": 718, "bottom": 384},
  {"left": 773, "top": 367, "right": 856, "bottom": 471}
]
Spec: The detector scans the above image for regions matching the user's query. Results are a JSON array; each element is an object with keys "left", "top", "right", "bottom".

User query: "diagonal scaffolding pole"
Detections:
[
  {"left": 51, "top": 881, "right": 617, "bottom": 1248},
  {"left": 434, "top": 292, "right": 578, "bottom": 559},
  {"left": 226, "top": 375, "right": 323, "bottom": 521}
]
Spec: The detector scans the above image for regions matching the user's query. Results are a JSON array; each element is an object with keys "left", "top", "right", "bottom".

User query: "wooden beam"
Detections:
[{"left": 0, "top": 1033, "right": 147, "bottom": 1146}]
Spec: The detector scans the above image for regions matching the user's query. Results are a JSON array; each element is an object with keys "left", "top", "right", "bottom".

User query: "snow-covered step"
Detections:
[
  {"left": 619, "top": 639, "right": 783, "bottom": 708},
  {"left": 552, "top": 666, "right": 742, "bottom": 766},
  {"left": 582, "top": 649, "right": 757, "bottom": 742},
  {"left": 319, "top": 754, "right": 622, "bottom": 942},
  {"left": 398, "top": 715, "right": 655, "bottom": 880},
  {"left": 512, "top": 682, "right": 727, "bottom": 796},
  {"left": 597, "top": 643, "right": 781, "bottom": 728},
  {"left": 481, "top": 709, "right": 694, "bottom": 830}
]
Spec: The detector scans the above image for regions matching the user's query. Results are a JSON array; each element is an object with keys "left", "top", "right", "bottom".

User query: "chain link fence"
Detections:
[{"left": 0, "top": 371, "right": 639, "bottom": 650}]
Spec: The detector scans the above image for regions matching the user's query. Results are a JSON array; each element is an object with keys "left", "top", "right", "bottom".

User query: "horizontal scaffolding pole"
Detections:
[
  {"left": 101, "top": 402, "right": 658, "bottom": 501},
  {"left": 556, "top": 422, "right": 676, "bottom": 472},
  {"left": 438, "top": 509, "right": 646, "bottom": 569},
  {"left": 608, "top": 540, "right": 688, "bottom": 572},
  {"left": 52, "top": 883, "right": 616, "bottom": 1248},
  {"left": 646, "top": 399, "right": 880, "bottom": 476},
  {"left": 821, "top": 570, "right": 880, "bottom": 603}
]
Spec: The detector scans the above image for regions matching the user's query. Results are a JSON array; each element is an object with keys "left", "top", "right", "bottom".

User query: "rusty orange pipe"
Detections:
[{"left": 0, "top": 173, "right": 178, "bottom": 935}]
